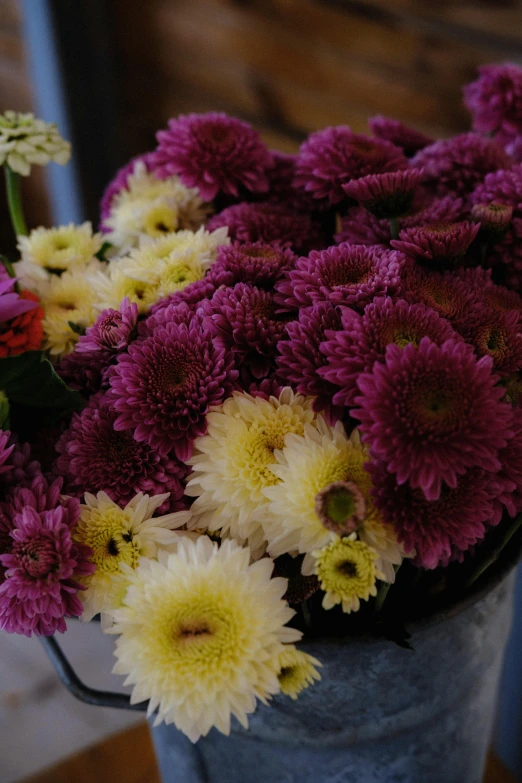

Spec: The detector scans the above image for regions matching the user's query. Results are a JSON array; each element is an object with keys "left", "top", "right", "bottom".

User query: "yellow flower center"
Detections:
[
  {"left": 75, "top": 507, "right": 141, "bottom": 575},
  {"left": 315, "top": 538, "right": 378, "bottom": 603},
  {"left": 143, "top": 204, "right": 179, "bottom": 237}
]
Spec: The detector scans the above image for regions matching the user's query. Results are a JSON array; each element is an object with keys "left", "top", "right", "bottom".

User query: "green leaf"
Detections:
[
  {"left": 95, "top": 241, "right": 112, "bottom": 262},
  {"left": 68, "top": 320, "right": 86, "bottom": 336},
  {"left": 0, "top": 351, "right": 84, "bottom": 412}
]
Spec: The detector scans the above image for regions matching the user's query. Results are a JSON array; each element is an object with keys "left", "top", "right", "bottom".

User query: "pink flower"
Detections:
[
  {"left": 152, "top": 112, "right": 271, "bottom": 201},
  {"left": 353, "top": 338, "right": 513, "bottom": 500},
  {"left": 275, "top": 243, "right": 404, "bottom": 312},
  {"left": 294, "top": 126, "right": 407, "bottom": 207},
  {"left": 207, "top": 242, "right": 297, "bottom": 289},
  {"left": 412, "top": 133, "right": 512, "bottom": 198},
  {"left": 0, "top": 278, "right": 38, "bottom": 323},
  {"left": 463, "top": 64, "right": 522, "bottom": 143},
  {"left": 342, "top": 169, "right": 423, "bottom": 219},
  {"left": 276, "top": 301, "right": 343, "bottom": 423},
  {"left": 206, "top": 201, "right": 324, "bottom": 252},
  {"left": 0, "top": 476, "right": 94, "bottom": 636},
  {"left": 55, "top": 393, "right": 189, "bottom": 512},
  {"left": 100, "top": 152, "right": 155, "bottom": 230},
  {"left": 320, "top": 297, "right": 459, "bottom": 407},
  {"left": 369, "top": 461, "right": 500, "bottom": 569},
  {"left": 109, "top": 317, "right": 238, "bottom": 461},
  {"left": 391, "top": 221, "right": 480, "bottom": 268},
  {"left": 368, "top": 115, "right": 434, "bottom": 157}
]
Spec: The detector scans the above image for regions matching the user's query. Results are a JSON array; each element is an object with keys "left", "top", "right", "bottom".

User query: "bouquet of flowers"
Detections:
[{"left": 2, "top": 64, "right": 522, "bottom": 744}]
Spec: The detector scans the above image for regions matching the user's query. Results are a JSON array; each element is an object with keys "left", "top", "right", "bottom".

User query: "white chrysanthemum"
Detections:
[
  {"left": 185, "top": 389, "right": 316, "bottom": 556},
  {"left": 109, "top": 536, "right": 300, "bottom": 741},
  {"left": 275, "top": 646, "right": 322, "bottom": 700},
  {"left": 40, "top": 265, "right": 102, "bottom": 356},
  {"left": 15, "top": 222, "right": 103, "bottom": 289},
  {"left": 261, "top": 420, "right": 371, "bottom": 558},
  {"left": 73, "top": 491, "right": 191, "bottom": 622},
  {"left": 0, "top": 110, "right": 70, "bottom": 176},
  {"left": 308, "top": 534, "right": 384, "bottom": 614},
  {"left": 91, "top": 226, "right": 228, "bottom": 313},
  {"left": 105, "top": 162, "right": 211, "bottom": 250}
]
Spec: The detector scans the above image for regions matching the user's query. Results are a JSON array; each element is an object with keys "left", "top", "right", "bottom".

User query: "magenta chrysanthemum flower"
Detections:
[
  {"left": 58, "top": 299, "right": 140, "bottom": 395},
  {"left": 471, "top": 202, "right": 513, "bottom": 240},
  {"left": 320, "top": 298, "right": 459, "bottom": 407},
  {"left": 0, "top": 434, "right": 41, "bottom": 493},
  {"left": 294, "top": 126, "right": 407, "bottom": 207},
  {"left": 207, "top": 242, "right": 296, "bottom": 290},
  {"left": 151, "top": 112, "right": 271, "bottom": 201},
  {"left": 471, "top": 166, "right": 522, "bottom": 287},
  {"left": 411, "top": 133, "right": 512, "bottom": 198},
  {"left": 55, "top": 393, "right": 189, "bottom": 512},
  {"left": 277, "top": 301, "right": 343, "bottom": 422},
  {"left": 200, "top": 283, "right": 287, "bottom": 380},
  {"left": 264, "top": 151, "right": 318, "bottom": 211},
  {"left": 342, "top": 169, "right": 423, "bottom": 219},
  {"left": 463, "top": 64, "right": 522, "bottom": 142},
  {"left": 353, "top": 338, "right": 513, "bottom": 500},
  {"left": 0, "top": 475, "right": 94, "bottom": 636},
  {"left": 206, "top": 201, "right": 323, "bottom": 252},
  {"left": 144, "top": 280, "right": 219, "bottom": 337},
  {"left": 336, "top": 195, "right": 465, "bottom": 247},
  {"left": 368, "top": 115, "right": 434, "bottom": 157},
  {"left": 77, "top": 298, "right": 138, "bottom": 353},
  {"left": 390, "top": 221, "right": 480, "bottom": 268},
  {"left": 109, "top": 317, "right": 237, "bottom": 461},
  {"left": 369, "top": 461, "right": 499, "bottom": 569},
  {"left": 275, "top": 243, "right": 404, "bottom": 312},
  {"left": 462, "top": 306, "right": 522, "bottom": 375},
  {"left": 100, "top": 151, "right": 155, "bottom": 228},
  {"left": 401, "top": 268, "right": 477, "bottom": 330}
]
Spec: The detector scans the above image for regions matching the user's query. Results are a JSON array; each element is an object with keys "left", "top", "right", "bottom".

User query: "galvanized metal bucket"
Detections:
[{"left": 150, "top": 572, "right": 515, "bottom": 783}]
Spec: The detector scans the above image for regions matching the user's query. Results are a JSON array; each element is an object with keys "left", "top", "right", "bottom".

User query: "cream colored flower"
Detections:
[
  {"left": 275, "top": 646, "right": 321, "bottom": 700},
  {"left": 40, "top": 266, "right": 102, "bottom": 356},
  {"left": 15, "top": 222, "right": 103, "bottom": 290},
  {"left": 0, "top": 110, "right": 70, "bottom": 175},
  {"left": 185, "top": 388, "right": 316, "bottom": 557},
  {"left": 310, "top": 534, "right": 384, "bottom": 614},
  {"left": 73, "top": 491, "right": 191, "bottom": 622},
  {"left": 109, "top": 536, "right": 300, "bottom": 741},
  {"left": 105, "top": 162, "right": 211, "bottom": 250}
]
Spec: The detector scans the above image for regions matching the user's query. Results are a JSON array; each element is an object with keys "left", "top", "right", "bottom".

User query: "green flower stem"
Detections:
[
  {"left": 4, "top": 165, "right": 28, "bottom": 237},
  {"left": 389, "top": 217, "right": 399, "bottom": 241},
  {"left": 465, "top": 513, "right": 522, "bottom": 588},
  {"left": 374, "top": 580, "right": 392, "bottom": 614}
]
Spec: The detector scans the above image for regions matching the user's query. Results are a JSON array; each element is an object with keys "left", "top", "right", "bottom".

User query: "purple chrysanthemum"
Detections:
[
  {"left": 463, "top": 64, "right": 522, "bottom": 144},
  {"left": 369, "top": 461, "right": 499, "bottom": 569},
  {"left": 57, "top": 348, "right": 113, "bottom": 397},
  {"left": 353, "top": 338, "right": 514, "bottom": 500},
  {"left": 294, "top": 126, "right": 407, "bottom": 207},
  {"left": 109, "top": 317, "right": 238, "bottom": 461},
  {"left": 342, "top": 169, "right": 423, "bottom": 219},
  {"left": 390, "top": 221, "right": 480, "bottom": 268},
  {"left": 471, "top": 202, "right": 513, "bottom": 241},
  {"left": 206, "top": 201, "right": 323, "bottom": 252},
  {"left": 77, "top": 298, "right": 138, "bottom": 353},
  {"left": 0, "top": 430, "right": 15, "bottom": 480},
  {"left": 151, "top": 112, "right": 271, "bottom": 201},
  {"left": 400, "top": 267, "right": 478, "bottom": 331},
  {"left": 277, "top": 301, "right": 343, "bottom": 423},
  {"left": 320, "top": 297, "right": 459, "bottom": 407},
  {"left": 0, "top": 278, "right": 38, "bottom": 324},
  {"left": 200, "top": 283, "right": 288, "bottom": 380},
  {"left": 0, "top": 475, "right": 93, "bottom": 636},
  {"left": 0, "top": 433, "right": 41, "bottom": 493},
  {"left": 462, "top": 306, "right": 522, "bottom": 375},
  {"left": 55, "top": 393, "right": 189, "bottom": 512},
  {"left": 411, "top": 133, "right": 512, "bottom": 198},
  {"left": 207, "top": 242, "right": 297, "bottom": 290},
  {"left": 100, "top": 151, "right": 155, "bottom": 229},
  {"left": 368, "top": 115, "right": 434, "bottom": 157},
  {"left": 264, "top": 151, "right": 319, "bottom": 211},
  {"left": 471, "top": 166, "right": 522, "bottom": 288},
  {"left": 336, "top": 195, "right": 465, "bottom": 247},
  {"left": 275, "top": 243, "right": 404, "bottom": 312},
  {"left": 144, "top": 280, "right": 219, "bottom": 337}
]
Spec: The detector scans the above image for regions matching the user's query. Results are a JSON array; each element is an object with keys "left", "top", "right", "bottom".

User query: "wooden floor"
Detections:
[{"left": 20, "top": 722, "right": 519, "bottom": 783}]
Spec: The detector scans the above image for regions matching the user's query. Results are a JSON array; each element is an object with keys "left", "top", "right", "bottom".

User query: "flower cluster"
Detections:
[{"left": 3, "top": 73, "right": 522, "bottom": 744}]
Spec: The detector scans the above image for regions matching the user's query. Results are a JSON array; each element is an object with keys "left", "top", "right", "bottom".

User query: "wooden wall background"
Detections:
[
  {"left": 0, "top": 0, "right": 50, "bottom": 255},
  {"left": 107, "top": 0, "right": 522, "bottom": 160}
]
